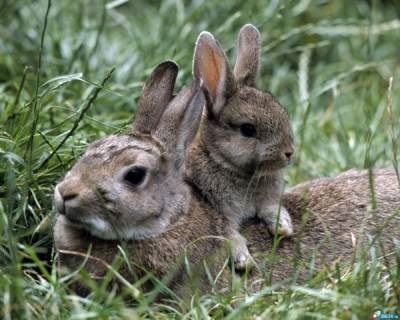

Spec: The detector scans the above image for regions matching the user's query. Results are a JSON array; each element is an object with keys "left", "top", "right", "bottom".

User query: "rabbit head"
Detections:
[
  {"left": 192, "top": 24, "right": 294, "bottom": 175},
  {"left": 54, "top": 61, "right": 201, "bottom": 241}
]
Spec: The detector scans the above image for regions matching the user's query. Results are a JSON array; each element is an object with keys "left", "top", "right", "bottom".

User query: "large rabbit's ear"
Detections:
[
  {"left": 132, "top": 61, "right": 178, "bottom": 134},
  {"left": 193, "top": 32, "right": 236, "bottom": 116},
  {"left": 154, "top": 82, "right": 204, "bottom": 166},
  {"left": 233, "top": 24, "right": 261, "bottom": 87}
]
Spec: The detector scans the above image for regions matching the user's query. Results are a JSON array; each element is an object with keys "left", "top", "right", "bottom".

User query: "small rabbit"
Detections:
[
  {"left": 184, "top": 24, "right": 295, "bottom": 270},
  {"left": 53, "top": 61, "right": 229, "bottom": 296}
]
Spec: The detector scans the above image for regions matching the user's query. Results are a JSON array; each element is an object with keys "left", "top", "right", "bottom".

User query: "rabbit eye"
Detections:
[
  {"left": 124, "top": 166, "right": 146, "bottom": 186},
  {"left": 240, "top": 123, "right": 257, "bottom": 138}
]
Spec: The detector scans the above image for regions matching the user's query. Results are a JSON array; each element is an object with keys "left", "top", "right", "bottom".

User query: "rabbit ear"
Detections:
[
  {"left": 233, "top": 24, "right": 261, "bottom": 87},
  {"left": 193, "top": 31, "right": 236, "bottom": 116},
  {"left": 174, "top": 87, "right": 204, "bottom": 167},
  {"left": 132, "top": 61, "right": 178, "bottom": 134},
  {"left": 154, "top": 82, "right": 203, "bottom": 166}
]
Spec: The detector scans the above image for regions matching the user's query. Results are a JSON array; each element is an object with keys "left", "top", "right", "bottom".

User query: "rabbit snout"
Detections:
[
  {"left": 54, "top": 185, "right": 66, "bottom": 215},
  {"left": 54, "top": 178, "right": 87, "bottom": 216},
  {"left": 282, "top": 144, "right": 295, "bottom": 163},
  {"left": 284, "top": 151, "right": 293, "bottom": 161},
  {"left": 54, "top": 178, "right": 119, "bottom": 239},
  {"left": 54, "top": 177, "right": 100, "bottom": 221}
]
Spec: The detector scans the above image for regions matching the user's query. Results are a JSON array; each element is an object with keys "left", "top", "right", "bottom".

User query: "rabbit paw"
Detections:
[
  {"left": 233, "top": 246, "right": 254, "bottom": 271},
  {"left": 262, "top": 205, "right": 294, "bottom": 238},
  {"left": 271, "top": 211, "right": 293, "bottom": 237},
  {"left": 230, "top": 232, "right": 254, "bottom": 271}
]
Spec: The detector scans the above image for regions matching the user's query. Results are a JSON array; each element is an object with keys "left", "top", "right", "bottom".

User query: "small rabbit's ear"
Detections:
[
  {"left": 193, "top": 32, "right": 236, "bottom": 116},
  {"left": 154, "top": 82, "right": 203, "bottom": 166},
  {"left": 133, "top": 61, "right": 178, "bottom": 134},
  {"left": 233, "top": 24, "right": 261, "bottom": 87}
]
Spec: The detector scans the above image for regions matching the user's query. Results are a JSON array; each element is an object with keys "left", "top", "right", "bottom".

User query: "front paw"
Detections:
[
  {"left": 229, "top": 233, "right": 254, "bottom": 271},
  {"left": 233, "top": 245, "right": 254, "bottom": 271},
  {"left": 267, "top": 207, "right": 293, "bottom": 237}
]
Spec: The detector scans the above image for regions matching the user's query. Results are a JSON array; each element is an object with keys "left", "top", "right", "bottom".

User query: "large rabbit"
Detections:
[{"left": 184, "top": 24, "right": 295, "bottom": 270}]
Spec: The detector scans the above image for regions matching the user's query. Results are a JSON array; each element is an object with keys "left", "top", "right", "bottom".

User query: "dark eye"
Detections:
[
  {"left": 124, "top": 166, "right": 146, "bottom": 186},
  {"left": 240, "top": 123, "right": 257, "bottom": 138}
]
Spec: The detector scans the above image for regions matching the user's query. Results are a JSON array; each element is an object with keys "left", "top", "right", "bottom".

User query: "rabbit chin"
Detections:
[
  {"left": 63, "top": 215, "right": 117, "bottom": 240},
  {"left": 240, "top": 159, "right": 287, "bottom": 176},
  {"left": 256, "top": 159, "right": 289, "bottom": 174},
  {"left": 64, "top": 214, "right": 170, "bottom": 241}
]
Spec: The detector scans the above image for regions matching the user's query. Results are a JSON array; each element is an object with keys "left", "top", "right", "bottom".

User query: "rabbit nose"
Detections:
[
  {"left": 54, "top": 185, "right": 66, "bottom": 215},
  {"left": 284, "top": 151, "right": 293, "bottom": 160},
  {"left": 54, "top": 181, "right": 81, "bottom": 215}
]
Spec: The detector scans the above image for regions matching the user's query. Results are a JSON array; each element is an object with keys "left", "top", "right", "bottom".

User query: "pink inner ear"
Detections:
[{"left": 199, "top": 42, "right": 224, "bottom": 101}]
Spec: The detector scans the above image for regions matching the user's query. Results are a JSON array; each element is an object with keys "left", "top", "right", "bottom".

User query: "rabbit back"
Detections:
[{"left": 242, "top": 168, "right": 400, "bottom": 286}]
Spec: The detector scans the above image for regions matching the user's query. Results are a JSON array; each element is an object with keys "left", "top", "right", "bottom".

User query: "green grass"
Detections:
[{"left": 1, "top": 0, "right": 400, "bottom": 318}]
